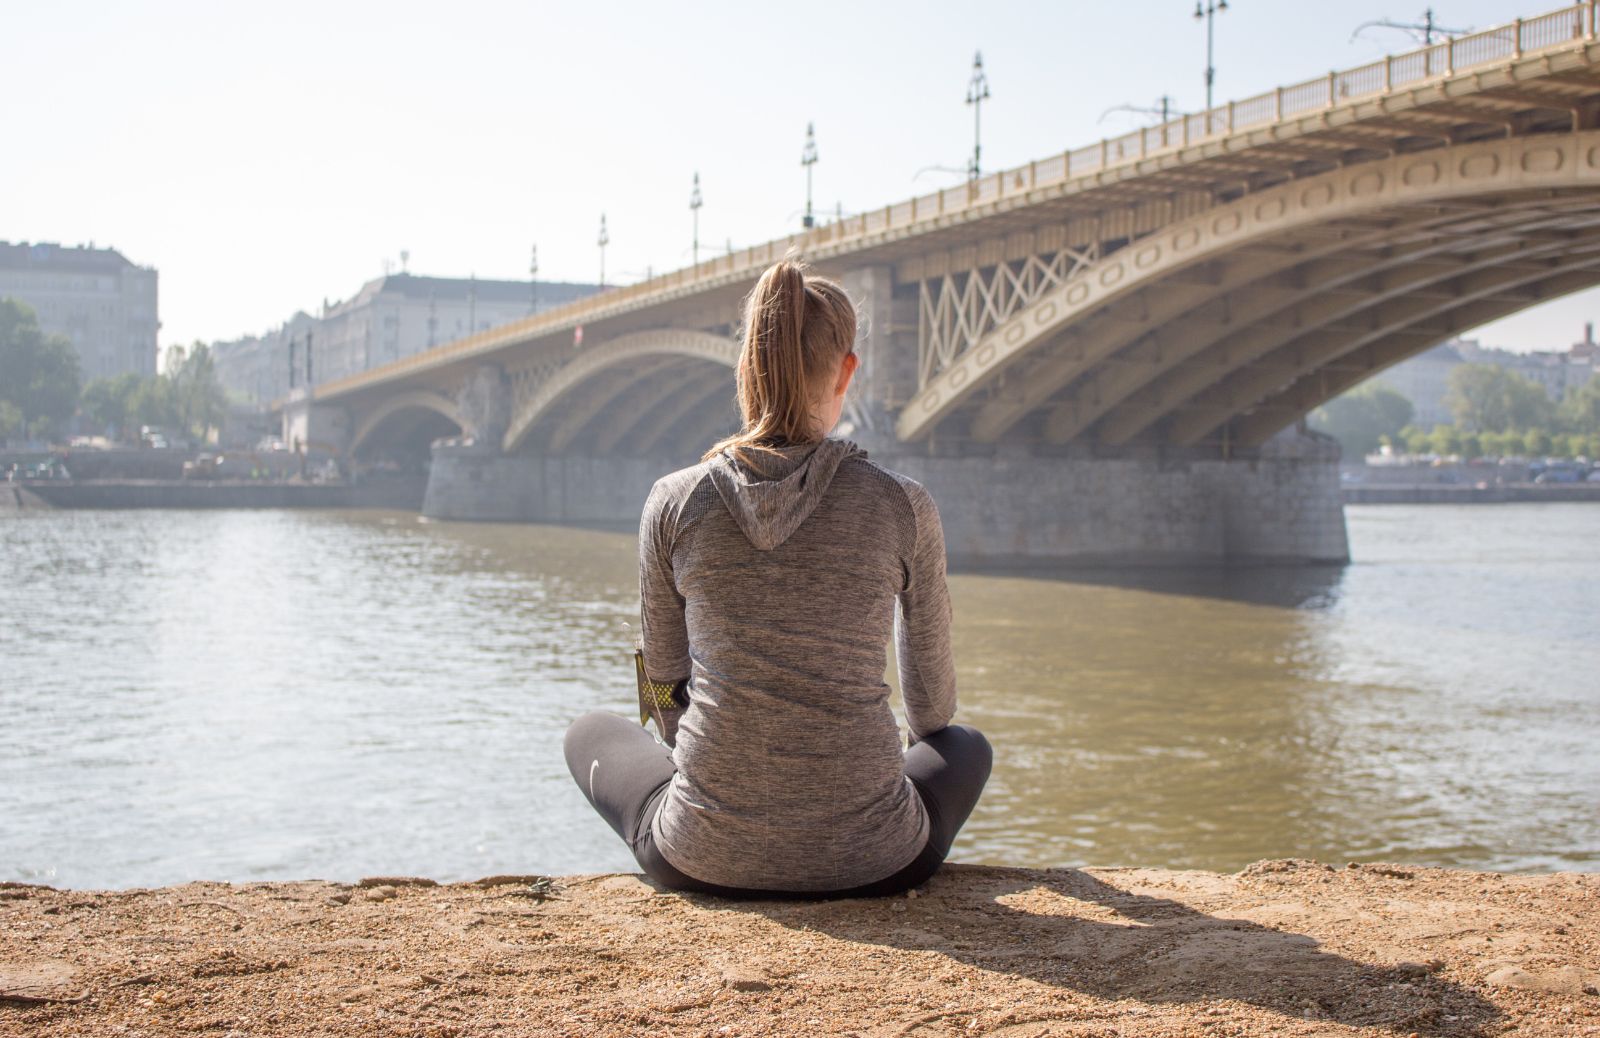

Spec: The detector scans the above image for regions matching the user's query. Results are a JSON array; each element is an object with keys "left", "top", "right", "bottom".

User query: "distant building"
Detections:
[
  {"left": 1373, "top": 330, "right": 1598, "bottom": 428},
  {"left": 209, "top": 273, "right": 598, "bottom": 405},
  {"left": 211, "top": 312, "right": 317, "bottom": 409},
  {"left": 0, "top": 241, "right": 159, "bottom": 382},
  {"left": 1377, "top": 340, "right": 1467, "bottom": 428},
  {"left": 1456, "top": 333, "right": 1597, "bottom": 403}
]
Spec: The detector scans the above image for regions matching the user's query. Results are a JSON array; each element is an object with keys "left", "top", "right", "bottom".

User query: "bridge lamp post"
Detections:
[
  {"left": 1194, "top": 0, "right": 1227, "bottom": 117},
  {"left": 690, "top": 172, "right": 703, "bottom": 265},
  {"left": 965, "top": 52, "right": 990, "bottom": 182},
  {"left": 529, "top": 244, "right": 539, "bottom": 315},
  {"left": 800, "top": 123, "right": 818, "bottom": 228},
  {"left": 597, "top": 214, "right": 609, "bottom": 289}
]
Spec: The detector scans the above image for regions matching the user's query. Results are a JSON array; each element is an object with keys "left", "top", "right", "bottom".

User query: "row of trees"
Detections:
[
  {"left": 0, "top": 299, "right": 81, "bottom": 441},
  {"left": 79, "top": 344, "right": 227, "bottom": 445},
  {"left": 1390, "top": 424, "right": 1600, "bottom": 461},
  {"left": 0, "top": 297, "right": 226, "bottom": 445},
  {"left": 1311, "top": 363, "right": 1600, "bottom": 461}
]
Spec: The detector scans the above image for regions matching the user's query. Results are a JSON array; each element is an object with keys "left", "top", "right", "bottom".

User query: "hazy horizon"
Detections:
[{"left": 7, "top": 0, "right": 1596, "bottom": 355}]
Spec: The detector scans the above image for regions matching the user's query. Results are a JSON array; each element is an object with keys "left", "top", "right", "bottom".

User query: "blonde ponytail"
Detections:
[{"left": 705, "top": 259, "right": 857, "bottom": 464}]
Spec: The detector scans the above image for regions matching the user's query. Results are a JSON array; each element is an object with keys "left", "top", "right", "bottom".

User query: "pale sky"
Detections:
[{"left": 7, "top": 0, "right": 1595, "bottom": 353}]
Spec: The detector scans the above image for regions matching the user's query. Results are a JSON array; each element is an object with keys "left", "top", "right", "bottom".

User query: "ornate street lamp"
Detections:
[
  {"left": 1194, "top": 0, "right": 1228, "bottom": 115},
  {"left": 965, "top": 51, "right": 990, "bottom": 181},
  {"left": 800, "top": 123, "right": 818, "bottom": 229},
  {"left": 690, "top": 172, "right": 703, "bottom": 265},
  {"left": 529, "top": 244, "right": 539, "bottom": 315}
]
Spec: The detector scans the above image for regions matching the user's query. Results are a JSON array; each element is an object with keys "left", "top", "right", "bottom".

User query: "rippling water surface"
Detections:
[{"left": 2, "top": 504, "right": 1596, "bottom": 888}]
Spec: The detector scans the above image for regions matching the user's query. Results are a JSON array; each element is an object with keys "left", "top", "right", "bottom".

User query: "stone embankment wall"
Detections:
[
  {"left": 423, "top": 432, "right": 1349, "bottom": 566},
  {"left": 15, "top": 476, "right": 426, "bottom": 511},
  {"left": 19, "top": 481, "right": 356, "bottom": 509},
  {"left": 422, "top": 449, "right": 666, "bottom": 526},
  {"left": 0, "top": 484, "right": 52, "bottom": 510}
]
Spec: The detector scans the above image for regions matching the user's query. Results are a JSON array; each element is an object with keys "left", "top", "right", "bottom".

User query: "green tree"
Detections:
[
  {"left": 130, "top": 375, "right": 177, "bottom": 431},
  {"left": 1522, "top": 427, "right": 1553, "bottom": 458},
  {"left": 1427, "top": 424, "right": 1463, "bottom": 457},
  {"left": 1479, "top": 430, "right": 1514, "bottom": 457},
  {"left": 0, "top": 400, "right": 23, "bottom": 441},
  {"left": 1445, "top": 363, "right": 1553, "bottom": 433},
  {"left": 1400, "top": 424, "right": 1429, "bottom": 454},
  {"left": 80, "top": 373, "right": 145, "bottom": 442},
  {"left": 0, "top": 298, "right": 81, "bottom": 442},
  {"left": 1309, "top": 381, "right": 1415, "bottom": 459},
  {"left": 162, "top": 342, "right": 227, "bottom": 441},
  {"left": 1558, "top": 377, "right": 1600, "bottom": 436}
]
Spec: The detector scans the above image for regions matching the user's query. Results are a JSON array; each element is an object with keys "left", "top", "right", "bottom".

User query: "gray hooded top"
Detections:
[{"left": 638, "top": 439, "right": 958, "bottom": 891}]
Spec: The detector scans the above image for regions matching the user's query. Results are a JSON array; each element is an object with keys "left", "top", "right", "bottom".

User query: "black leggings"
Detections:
[{"left": 563, "top": 711, "right": 992, "bottom": 899}]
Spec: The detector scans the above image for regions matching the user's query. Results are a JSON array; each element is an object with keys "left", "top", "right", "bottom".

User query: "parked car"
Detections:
[{"left": 182, "top": 453, "right": 222, "bottom": 480}]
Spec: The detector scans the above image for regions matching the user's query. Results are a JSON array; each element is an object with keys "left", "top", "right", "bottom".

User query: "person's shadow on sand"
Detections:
[{"left": 713, "top": 864, "right": 1502, "bottom": 1037}]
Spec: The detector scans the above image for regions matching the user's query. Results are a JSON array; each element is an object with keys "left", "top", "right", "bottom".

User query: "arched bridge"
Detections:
[{"left": 283, "top": 5, "right": 1600, "bottom": 564}]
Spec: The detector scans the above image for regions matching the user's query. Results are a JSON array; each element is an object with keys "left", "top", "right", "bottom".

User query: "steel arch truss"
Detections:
[
  {"left": 915, "top": 244, "right": 1099, "bottom": 390},
  {"left": 894, "top": 131, "right": 1600, "bottom": 447}
]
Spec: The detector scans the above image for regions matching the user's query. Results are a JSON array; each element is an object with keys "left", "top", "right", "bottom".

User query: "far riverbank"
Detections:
[
  {"left": 1344, "top": 483, "right": 1600, "bottom": 503},
  {"left": 6, "top": 477, "right": 425, "bottom": 511},
  {"left": 2, "top": 861, "right": 1596, "bottom": 1036}
]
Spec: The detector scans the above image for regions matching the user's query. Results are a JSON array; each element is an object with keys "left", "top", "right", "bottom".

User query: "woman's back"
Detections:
[
  {"left": 564, "top": 257, "right": 988, "bottom": 899},
  {"left": 640, "top": 439, "right": 956, "bottom": 891}
]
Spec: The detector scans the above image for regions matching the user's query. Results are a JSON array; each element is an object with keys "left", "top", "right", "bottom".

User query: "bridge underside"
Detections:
[
  {"left": 956, "top": 194, "right": 1600, "bottom": 453},
  {"left": 902, "top": 135, "right": 1600, "bottom": 454},
  {"left": 352, "top": 408, "right": 463, "bottom": 462},
  {"left": 510, "top": 355, "right": 737, "bottom": 460}
]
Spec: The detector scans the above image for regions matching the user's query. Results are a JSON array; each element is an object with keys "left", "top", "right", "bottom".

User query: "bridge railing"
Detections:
[
  {"left": 859, "top": 3, "right": 1593, "bottom": 236},
  {"left": 798, "top": 2, "right": 1595, "bottom": 242},
  {"left": 308, "top": 2, "right": 1599, "bottom": 403}
]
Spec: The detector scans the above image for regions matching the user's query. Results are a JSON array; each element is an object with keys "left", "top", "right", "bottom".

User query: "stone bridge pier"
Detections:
[{"left": 281, "top": 389, "right": 351, "bottom": 459}]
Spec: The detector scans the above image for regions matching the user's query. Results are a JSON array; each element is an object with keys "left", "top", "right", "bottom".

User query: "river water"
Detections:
[{"left": 2, "top": 504, "right": 1596, "bottom": 889}]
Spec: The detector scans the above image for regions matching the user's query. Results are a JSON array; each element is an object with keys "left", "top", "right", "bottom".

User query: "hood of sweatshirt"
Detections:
[{"left": 706, "top": 438, "right": 865, "bottom": 551}]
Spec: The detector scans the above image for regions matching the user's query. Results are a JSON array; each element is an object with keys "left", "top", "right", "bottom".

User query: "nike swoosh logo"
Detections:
[{"left": 589, "top": 759, "right": 600, "bottom": 801}]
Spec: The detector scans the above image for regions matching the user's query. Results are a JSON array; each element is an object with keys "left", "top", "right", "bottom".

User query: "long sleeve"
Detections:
[
  {"left": 894, "top": 480, "right": 957, "bottom": 739},
  {"left": 639, "top": 479, "right": 690, "bottom": 684}
]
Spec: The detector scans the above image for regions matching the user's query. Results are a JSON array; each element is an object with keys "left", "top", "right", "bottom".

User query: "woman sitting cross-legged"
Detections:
[{"left": 564, "top": 258, "right": 992, "bottom": 899}]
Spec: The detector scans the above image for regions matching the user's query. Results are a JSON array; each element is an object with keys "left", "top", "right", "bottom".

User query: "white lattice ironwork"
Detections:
[
  {"left": 916, "top": 245, "right": 1098, "bottom": 389},
  {"left": 507, "top": 357, "right": 564, "bottom": 418}
]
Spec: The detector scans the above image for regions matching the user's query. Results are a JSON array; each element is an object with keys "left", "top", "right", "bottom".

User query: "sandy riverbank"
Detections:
[{"left": 2, "top": 861, "right": 1596, "bottom": 1037}]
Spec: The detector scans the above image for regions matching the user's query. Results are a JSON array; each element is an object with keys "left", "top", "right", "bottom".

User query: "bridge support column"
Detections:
[
  {"left": 1213, "top": 429, "right": 1349, "bottom": 565},
  {"left": 421, "top": 435, "right": 1346, "bottom": 566},
  {"left": 281, "top": 390, "right": 350, "bottom": 458},
  {"left": 876, "top": 429, "right": 1347, "bottom": 568},
  {"left": 453, "top": 364, "right": 511, "bottom": 452},
  {"left": 840, "top": 266, "right": 917, "bottom": 456},
  {"left": 421, "top": 450, "right": 670, "bottom": 523}
]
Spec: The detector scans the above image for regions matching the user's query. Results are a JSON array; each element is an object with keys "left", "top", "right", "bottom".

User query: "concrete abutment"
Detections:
[{"left": 420, "top": 430, "right": 1348, "bottom": 567}]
